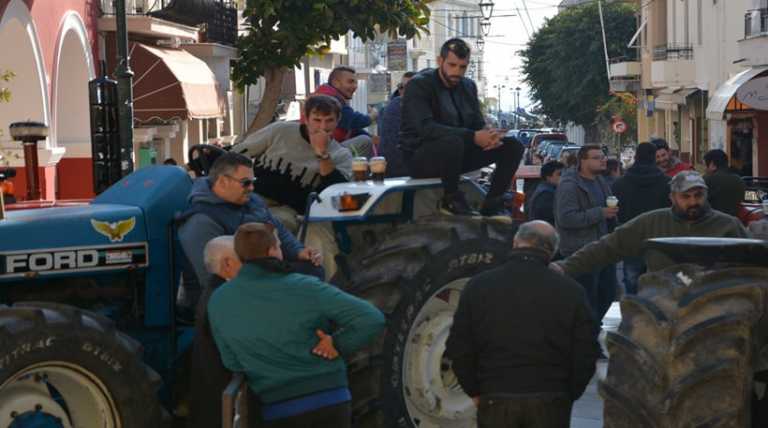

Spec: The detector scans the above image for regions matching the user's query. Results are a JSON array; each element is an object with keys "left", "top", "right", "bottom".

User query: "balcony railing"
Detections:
[
  {"left": 100, "top": 0, "right": 238, "bottom": 46},
  {"left": 653, "top": 43, "right": 694, "bottom": 61},
  {"left": 609, "top": 50, "right": 639, "bottom": 64},
  {"left": 745, "top": 8, "right": 768, "bottom": 38}
]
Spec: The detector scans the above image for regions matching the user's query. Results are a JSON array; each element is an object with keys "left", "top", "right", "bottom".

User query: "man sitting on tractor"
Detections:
[
  {"left": 400, "top": 38, "right": 524, "bottom": 216},
  {"left": 233, "top": 95, "right": 353, "bottom": 215},
  {"left": 177, "top": 152, "right": 323, "bottom": 290}
]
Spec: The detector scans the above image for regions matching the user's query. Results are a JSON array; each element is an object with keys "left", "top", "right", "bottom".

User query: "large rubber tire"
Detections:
[
  {"left": 334, "top": 216, "right": 517, "bottom": 428},
  {"left": 600, "top": 264, "right": 768, "bottom": 427},
  {"left": 0, "top": 302, "right": 166, "bottom": 428}
]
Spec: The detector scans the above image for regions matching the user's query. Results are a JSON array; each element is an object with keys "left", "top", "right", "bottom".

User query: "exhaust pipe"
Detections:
[{"left": 9, "top": 121, "right": 48, "bottom": 200}]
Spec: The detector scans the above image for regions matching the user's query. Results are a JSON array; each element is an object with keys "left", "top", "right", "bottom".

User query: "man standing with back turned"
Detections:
[
  {"left": 400, "top": 38, "right": 524, "bottom": 216},
  {"left": 446, "top": 221, "right": 599, "bottom": 427}
]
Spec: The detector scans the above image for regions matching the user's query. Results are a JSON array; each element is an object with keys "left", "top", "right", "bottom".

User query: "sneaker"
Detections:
[
  {"left": 440, "top": 191, "right": 478, "bottom": 216},
  {"left": 480, "top": 196, "right": 510, "bottom": 217}
]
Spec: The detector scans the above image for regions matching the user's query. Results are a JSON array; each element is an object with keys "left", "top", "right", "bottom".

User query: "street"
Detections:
[{"left": 571, "top": 301, "right": 621, "bottom": 428}]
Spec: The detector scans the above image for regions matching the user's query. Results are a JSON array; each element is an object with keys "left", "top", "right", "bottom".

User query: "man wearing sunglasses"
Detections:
[{"left": 178, "top": 152, "right": 323, "bottom": 292}]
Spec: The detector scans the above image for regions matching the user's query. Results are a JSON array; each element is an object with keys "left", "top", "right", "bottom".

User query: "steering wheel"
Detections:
[{"left": 187, "top": 144, "right": 227, "bottom": 177}]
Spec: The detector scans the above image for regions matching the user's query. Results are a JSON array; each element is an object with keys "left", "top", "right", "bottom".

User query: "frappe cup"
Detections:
[
  {"left": 370, "top": 156, "right": 387, "bottom": 184},
  {"left": 606, "top": 196, "right": 619, "bottom": 208},
  {"left": 352, "top": 157, "right": 369, "bottom": 182}
]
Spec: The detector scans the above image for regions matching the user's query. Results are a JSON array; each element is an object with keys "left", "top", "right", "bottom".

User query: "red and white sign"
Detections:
[{"left": 612, "top": 120, "right": 628, "bottom": 134}]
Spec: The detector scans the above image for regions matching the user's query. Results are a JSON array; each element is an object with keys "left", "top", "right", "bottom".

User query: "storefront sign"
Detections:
[
  {"left": 736, "top": 76, "right": 768, "bottom": 110},
  {"left": 387, "top": 40, "right": 408, "bottom": 71}
]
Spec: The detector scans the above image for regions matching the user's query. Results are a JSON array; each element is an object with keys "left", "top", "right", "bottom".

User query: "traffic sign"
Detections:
[{"left": 612, "top": 120, "right": 627, "bottom": 134}]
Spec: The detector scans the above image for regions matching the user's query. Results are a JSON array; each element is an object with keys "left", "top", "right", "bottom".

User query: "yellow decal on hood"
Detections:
[{"left": 91, "top": 218, "right": 136, "bottom": 243}]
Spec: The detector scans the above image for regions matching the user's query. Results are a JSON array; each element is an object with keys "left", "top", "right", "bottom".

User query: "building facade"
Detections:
[
  {"left": 0, "top": 0, "right": 237, "bottom": 201},
  {"left": 611, "top": 0, "right": 768, "bottom": 175}
]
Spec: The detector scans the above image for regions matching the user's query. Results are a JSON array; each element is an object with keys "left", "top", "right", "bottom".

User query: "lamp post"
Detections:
[
  {"left": 476, "top": 37, "right": 485, "bottom": 49},
  {"left": 481, "top": 19, "right": 491, "bottom": 37},
  {"left": 479, "top": 0, "right": 495, "bottom": 20},
  {"left": 493, "top": 84, "right": 505, "bottom": 116},
  {"left": 514, "top": 86, "right": 521, "bottom": 129},
  {"left": 9, "top": 121, "right": 48, "bottom": 200},
  {"left": 114, "top": 0, "right": 135, "bottom": 177}
]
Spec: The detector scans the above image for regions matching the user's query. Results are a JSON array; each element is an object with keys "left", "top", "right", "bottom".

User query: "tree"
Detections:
[
  {"left": 234, "top": 0, "right": 432, "bottom": 134},
  {"left": 520, "top": 2, "right": 637, "bottom": 138}
]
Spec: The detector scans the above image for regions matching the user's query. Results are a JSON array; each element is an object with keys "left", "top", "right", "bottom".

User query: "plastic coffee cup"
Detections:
[
  {"left": 352, "top": 157, "right": 369, "bottom": 182},
  {"left": 369, "top": 156, "right": 387, "bottom": 184},
  {"left": 606, "top": 196, "right": 619, "bottom": 208},
  {"left": 762, "top": 199, "right": 768, "bottom": 215}
]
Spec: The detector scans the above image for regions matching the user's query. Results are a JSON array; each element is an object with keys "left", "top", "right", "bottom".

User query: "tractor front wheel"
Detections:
[{"left": 0, "top": 302, "right": 165, "bottom": 428}]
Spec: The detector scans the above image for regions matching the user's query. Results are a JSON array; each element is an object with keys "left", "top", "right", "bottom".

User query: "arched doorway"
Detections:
[
  {"left": 53, "top": 12, "right": 94, "bottom": 198},
  {"left": 0, "top": 0, "right": 50, "bottom": 199}
]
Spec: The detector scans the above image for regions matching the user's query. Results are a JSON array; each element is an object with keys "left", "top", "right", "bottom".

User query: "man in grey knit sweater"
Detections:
[{"left": 232, "top": 95, "right": 353, "bottom": 214}]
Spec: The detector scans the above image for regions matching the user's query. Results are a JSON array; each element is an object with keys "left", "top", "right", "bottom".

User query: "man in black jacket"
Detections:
[
  {"left": 400, "top": 38, "right": 524, "bottom": 216},
  {"left": 528, "top": 161, "right": 564, "bottom": 225},
  {"left": 446, "top": 221, "right": 599, "bottom": 427},
  {"left": 703, "top": 149, "right": 746, "bottom": 217},
  {"left": 611, "top": 143, "right": 670, "bottom": 294}
]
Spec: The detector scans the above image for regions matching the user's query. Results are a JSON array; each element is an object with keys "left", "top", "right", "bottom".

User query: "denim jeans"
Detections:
[
  {"left": 478, "top": 393, "right": 572, "bottom": 428},
  {"left": 621, "top": 257, "right": 646, "bottom": 295},
  {"left": 576, "top": 264, "right": 617, "bottom": 325},
  {"left": 262, "top": 401, "right": 351, "bottom": 428}
]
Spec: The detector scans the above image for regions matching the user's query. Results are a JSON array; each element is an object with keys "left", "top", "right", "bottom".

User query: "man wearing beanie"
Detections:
[{"left": 208, "top": 222, "right": 385, "bottom": 427}]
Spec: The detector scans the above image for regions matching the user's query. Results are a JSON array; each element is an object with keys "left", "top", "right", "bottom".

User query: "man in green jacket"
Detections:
[
  {"left": 703, "top": 149, "right": 747, "bottom": 217},
  {"left": 556, "top": 171, "right": 750, "bottom": 277},
  {"left": 208, "top": 223, "right": 385, "bottom": 427}
]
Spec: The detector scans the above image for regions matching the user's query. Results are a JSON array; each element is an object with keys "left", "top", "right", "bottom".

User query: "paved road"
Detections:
[{"left": 571, "top": 302, "right": 622, "bottom": 428}]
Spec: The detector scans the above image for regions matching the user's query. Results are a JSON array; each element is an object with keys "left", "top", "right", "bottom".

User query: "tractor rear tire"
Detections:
[
  {"left": 334, "top": 215, "right": 517, "bottom": 428},
  {"left": 600, "top": 264, "right": 768, "bottom": 427},
  {"left": 0, "top": 302, "right": 166, "bottom": 428}
]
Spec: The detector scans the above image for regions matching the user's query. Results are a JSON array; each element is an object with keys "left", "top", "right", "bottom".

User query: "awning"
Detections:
[
  {"left": 130, "top": 42, "right": 224, "bottom": 123},
  {"left": 706, "top": 66, "right": 768, "bottom": 120}
]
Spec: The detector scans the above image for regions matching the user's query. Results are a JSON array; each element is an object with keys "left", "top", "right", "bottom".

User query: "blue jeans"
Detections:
[
  {"left": 576, "top": 264, "right": 617, "bottom": 325},
  {"left": 622, "top": 257, "right": 646, "bottom": 295}
]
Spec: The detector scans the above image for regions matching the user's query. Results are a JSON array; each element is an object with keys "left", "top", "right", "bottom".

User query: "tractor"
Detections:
[{"left": 0, "top": 129, "right": 523, "bottom": 428}]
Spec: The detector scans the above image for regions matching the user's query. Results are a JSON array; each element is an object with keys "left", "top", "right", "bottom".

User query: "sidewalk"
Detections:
[{"left": 570, "top": 301, "right": 622, "bottom": 428}]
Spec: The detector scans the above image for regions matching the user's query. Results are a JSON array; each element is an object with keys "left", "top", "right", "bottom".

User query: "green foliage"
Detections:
[
  {"left": 520, "top": 2, "right": 637, "bottom": 127},
  {"left": 0, "top": 69, "right": 14, "bottom": 103},
  {"left": 233, "top": 0, "right": 432, "bottom": 89}
]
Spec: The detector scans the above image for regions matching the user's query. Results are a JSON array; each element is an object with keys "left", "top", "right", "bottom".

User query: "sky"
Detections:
[{"left": 479, "top": 0, "right": 565, "bottom": 111}]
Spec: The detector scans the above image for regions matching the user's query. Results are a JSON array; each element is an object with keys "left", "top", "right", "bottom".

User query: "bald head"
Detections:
[
  {"left": 203, "top": 235, "right": 242, "bottom": 280},
  {"left": 513, "top": 221, "right": 560, "bottom": 259}
]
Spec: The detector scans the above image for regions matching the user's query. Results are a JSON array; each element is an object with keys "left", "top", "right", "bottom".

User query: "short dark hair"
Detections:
[
  {"left": 403, "top": 71, "right": 417, "bottom": 79},
  {"left": 209, "top": 152, "right": 253, "bottom": 184},
  {"left": 541, "top": 161, "right": 565, "bottom": 179},
  {"left": 704, "top": 149, "right": 728, "bottom": 168},
  {"left": 634, "top": 142, "right": 657, "bottom": 165},
  {"left": 440, "top": 38, "right": 471, "bottom": 59},
  {"left": 328, "top": 66, "right": 356, "bottom": 84},
  {"left": 578, "top": 144, "right": 603, "bottom": 160},
  {"left": 650, "top": 137, "right": 669, "bottom": 151},
  {"left": 304, "top": 95, "right": 341, "bottom": 119},
  {"left": 234, "top": 222, "right": 277, "bottom": 262},
  {"left": 163, "top": 158, "right": 177, "bottom": 166}
]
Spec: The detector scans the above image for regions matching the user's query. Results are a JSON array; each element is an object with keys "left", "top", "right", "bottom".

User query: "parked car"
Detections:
[
  {"left": 527, "top": 133, "right": 567, "bottom": 164},
  {"left": 541, "top": 141, "right": 571, "bottom": 163},
  {"left": 557, "top": 145, "right": 581, "bottom": 166},
  {"left": 505, "top": 129, "right": 541, "bottom": 147}
]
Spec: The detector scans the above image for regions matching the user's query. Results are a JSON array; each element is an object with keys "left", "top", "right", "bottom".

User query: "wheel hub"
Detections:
[
  {"left": 9, "top": 410, "right": 65, "bottom": 428},
  {"left": 403, "top": 278, "right": 476, "bottom": 427}
]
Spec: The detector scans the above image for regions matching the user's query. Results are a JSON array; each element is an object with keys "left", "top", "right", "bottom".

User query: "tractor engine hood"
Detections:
[{"left": 0, "top": 204, "right": 148, "bottom": 279}]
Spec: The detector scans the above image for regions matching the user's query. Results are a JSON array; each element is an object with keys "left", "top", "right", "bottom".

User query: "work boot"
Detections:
[
  {"left": 480, "top": 196, "right": 510, "bottom": 217},
  {"left": 440, "top": 191, "right": 478, "bottom": 216}
]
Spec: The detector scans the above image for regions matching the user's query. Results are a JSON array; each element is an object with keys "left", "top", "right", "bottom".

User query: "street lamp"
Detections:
[
  {"left": 480, "top": 19, "right": 492, "bottom": 37},
  {"left": 476, "top": 38, "right": 485, "bottom": 49},
  {"left": 479, "top": 0, "right": 495, "bottom": 20},
  {"left": 514, "top": 87, "right": 521, "bottom": 128},
  {"left": 493, "top": 84, "right": 505, "bottom": 116}
]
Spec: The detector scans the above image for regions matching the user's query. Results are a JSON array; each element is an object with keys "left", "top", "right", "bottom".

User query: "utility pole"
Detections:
[{"left": 115, "top": 0, "right": 134, "bottom": 176}]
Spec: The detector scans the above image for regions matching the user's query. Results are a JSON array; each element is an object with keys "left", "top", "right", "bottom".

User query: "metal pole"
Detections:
[
  {"left": 597, "top": 0, "right": 612, "bottom": 86},
  {"left": 115, "top": 0, "right": 134, "bottom": 176}
]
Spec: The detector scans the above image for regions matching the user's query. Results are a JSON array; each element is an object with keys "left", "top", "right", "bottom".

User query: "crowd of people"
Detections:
[{"left": 172, "top": 34, "right": 761, "bottom": 428}]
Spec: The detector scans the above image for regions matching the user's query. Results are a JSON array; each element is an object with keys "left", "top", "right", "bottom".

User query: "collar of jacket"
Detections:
[
  {"left": 564, "top": 172, "right": 611, "bottom": 201},
  {"left": 429, "top": 68, "right": 465, "bottom": 91},
  {"left": 506, "top": 247, "right": 551, "bottom": 266}
]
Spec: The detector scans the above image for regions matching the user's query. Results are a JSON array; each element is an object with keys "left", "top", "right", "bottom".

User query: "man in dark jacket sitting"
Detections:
[
  {"left": 400, "top": 38, "right": 524, "bottom": 216},
  {"left": 446, "top": 221, "right": 599, "bottom": 427},
  {"left": 611, "top": 142, "right": 670, "bottom": 294}
]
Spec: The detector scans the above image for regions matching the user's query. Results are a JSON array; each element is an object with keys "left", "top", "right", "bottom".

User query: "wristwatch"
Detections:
[{"left": 315, "top": 152, "right": 330, "bottom": 160}]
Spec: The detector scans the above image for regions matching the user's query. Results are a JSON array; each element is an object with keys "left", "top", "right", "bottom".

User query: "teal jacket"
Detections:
[{"left": 208, "top": 262, "right": 385, "bottom": 403}]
